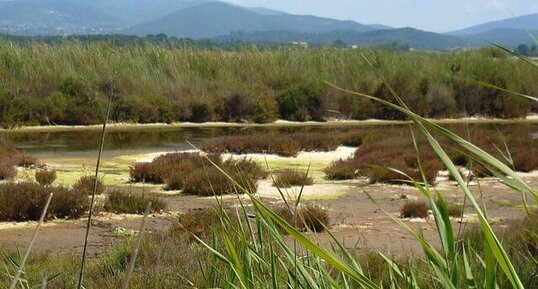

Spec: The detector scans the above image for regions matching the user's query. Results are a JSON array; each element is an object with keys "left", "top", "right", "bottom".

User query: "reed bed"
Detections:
[{"left": 0, "top": 42, "right": 537, "bottom": 127}]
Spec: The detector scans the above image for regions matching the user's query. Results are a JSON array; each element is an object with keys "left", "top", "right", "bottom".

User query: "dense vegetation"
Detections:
[
  {"left": 0, "top": 182, "right": 88, "bottom": 221},
  {"left": 200, "top": 131, "right": 361, "bottom": 157},
  {"left": 104, "top": 190, "right": 166, "bottom": 214},
  {"left": 130, "top": 152, "right": 266, "bottom": 195},
  {"left": 324, "top": 124, "right": 538, "bottom": 183},
  {"left": 0, "top": 42, "right": 537, "bottom": 128},
  {"left": 0, "top": 146, "right": 37, "bottom": 179}
]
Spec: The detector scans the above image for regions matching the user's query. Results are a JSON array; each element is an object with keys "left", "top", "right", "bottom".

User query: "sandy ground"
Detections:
[
  {"left": 1, "top": 170, "right": 535, "bottom": 257},
  {"left": 1, "top": 144, "right": 536, "bottom": 258}
]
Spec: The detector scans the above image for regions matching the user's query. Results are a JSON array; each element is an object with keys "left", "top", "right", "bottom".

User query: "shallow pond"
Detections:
[{"left": 2, "top": 122, "right": 537, "bottom": 187}]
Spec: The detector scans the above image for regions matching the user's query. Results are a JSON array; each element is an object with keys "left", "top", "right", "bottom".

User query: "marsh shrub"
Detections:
[
  {"left": 337, "top": 132, "right": 363, "bottom": 147},
  {"left": 223, "top": 93, "right": 253, "bottom": 122},
  {"left": 0, "top": 182, "right": 88, "bottom": 221},
  {"left": 400, "top": 201, "right": 429, "bottom": 218},
  {"left": 171, "top": 208, "right": 218, "bottom": 238},
  {"left": 277, "top": 85, "right": 327, "bottom": 121},
  {"left": 274, "top": 204, "right": 330, "bottom": 232},
  {"left": 200, "top": 131, "right": 356, "bottom": 157},
  {"left": 35, "top": 169, "right": 57, "bottom": 186},
  {"left": 0, "top": 164, "right": 17, "bottom": 180},
  {"left": 273, "top": 169, "right": 314, "bottom": 188},
  {"left": 129, "top": 162, "right": 153, "bottom": 183},
  {"left": 104, "top": 190, "right": 166, "bottom": 214},
  {"left": 0, "top": 146, "right": 37, "bottom": 168},
  {"left": 130, "top": 152, "right": 265, "bottom": 195},
  {"left": 130, "top": 152, "right": 220, "bottom": 184},
  {"left": 323, "top": 160, "right": 358, "bottom": 180},
  {"left": 73, "top": 175, "right": 105, "bottom": 195}
]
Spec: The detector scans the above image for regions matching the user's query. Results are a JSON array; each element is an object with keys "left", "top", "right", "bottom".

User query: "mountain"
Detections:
[
  {"left": 218, "top": 28, "right": 464, "bottom": 50},
  {"left": 450, "top": 13, "right": 538, "bottom": 35},
  {"left": 0, "top": 0, "right": 119, "bottom": 35},
  {"left": 463, "top": 28, "right": 538, "bottom": 47},
  {"left": 246, "top": 7, "right": 286, "bottom": 16},
  {"left": 0, "top": 0, "right": 536, "bottom": 50},
  {"left": 127, "top": 2, "right": 375, "bottom": 38},
  {"left": 88, "top": 0, "right": 204, "bottom": 26}
]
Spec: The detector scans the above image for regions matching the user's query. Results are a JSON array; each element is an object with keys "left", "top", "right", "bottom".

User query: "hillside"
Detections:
[
  {"left": 463, "top": 28, "right": 538, "bottom": 47},
  {"left": 218, "top": 28, "right": 465, "bottom": 50},
  {"left": 0, "top": 0, "right": 119, "bottom": 35},
  {"left": 450, "top": 13, "right": 538, "bottom": 35},
  {"left": 127, "top": 2, "right": 374, "bottom": 38}
]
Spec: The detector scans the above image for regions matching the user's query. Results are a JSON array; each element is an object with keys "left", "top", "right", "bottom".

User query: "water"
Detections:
[{"left": 1, "top": 122, "right": 537, "bottom": 160}]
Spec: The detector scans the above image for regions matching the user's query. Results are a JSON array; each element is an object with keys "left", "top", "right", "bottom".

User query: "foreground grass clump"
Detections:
[
  {"left": 273, "top": 169, "right": 314, "bottom": 188},
  {"left": 130, "top": 152, "right": 266, "bottom": 195},
  {"left": 35, "top": 169, "right": 57, "bottom": 186},
  {"left": 400, "top": 201, "right": 430, "bottom": 218},
  {"left": 73, "top": 175, "right": 105, "bottom": 195},
  {"left": 0, "top": 182, "right": 88, "bottom": 221},
  {"left": 103, "top": 190, "right": 166, "bottom": 214}
]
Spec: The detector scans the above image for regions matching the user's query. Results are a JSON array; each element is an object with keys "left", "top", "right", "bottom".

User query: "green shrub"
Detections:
[
  {"left": 273, "top": 169, "right": 314, "bottom": 188},
  {"left": 35, "top": 169, "right": 57, "bottom": 186},
  {"left": 104, "top": 190, "right": 166, "bottom": 214}
]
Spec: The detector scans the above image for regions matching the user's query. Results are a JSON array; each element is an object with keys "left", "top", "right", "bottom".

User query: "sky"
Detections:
[{"left": 223, "top": 0, "right": 538, "bottom": 32}]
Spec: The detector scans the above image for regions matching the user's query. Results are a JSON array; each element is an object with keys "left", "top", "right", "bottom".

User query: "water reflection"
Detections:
[{"left": 1, "top": 123, "right": 537, "bottom": 158}]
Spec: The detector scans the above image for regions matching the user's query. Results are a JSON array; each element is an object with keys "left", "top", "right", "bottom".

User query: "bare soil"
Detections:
[{"left": 1, "top": 171, "right": 535, "bottom": 258}]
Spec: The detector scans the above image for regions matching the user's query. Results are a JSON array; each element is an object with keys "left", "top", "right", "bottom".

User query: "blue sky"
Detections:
[{"left": 224, "top": 0, "right": 538, "bottom": 32}]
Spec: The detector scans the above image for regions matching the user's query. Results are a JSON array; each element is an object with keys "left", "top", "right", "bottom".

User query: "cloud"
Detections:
[{"left": 485, "top": 0, "right": 508, "bottom": 11}]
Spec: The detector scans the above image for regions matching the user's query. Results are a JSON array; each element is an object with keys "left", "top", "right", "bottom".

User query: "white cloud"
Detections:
[{"left": 485, "top": 0, "right": 508, "bottom": 11}]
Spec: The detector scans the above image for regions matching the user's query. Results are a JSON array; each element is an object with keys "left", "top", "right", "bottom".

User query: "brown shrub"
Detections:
[
  {"left": 274, "top": 204, "right": 330, "bottom": 232},
  {"left": 273, "top": 169, "right": 314, "bottom": 188},
  {"left": 0, "top": 182, "right": 88, "bottom": 221},
  {"left": 338, "top": 131, "right": 363, "bottom": 147},
  {"left": 200, "top": 131, "right": 357, "bottom": 157},
  {"left": 129, "top": 162, "right": 152, "bottom": 183},
  {"left": 170, "top": 208, "right": 218, "bottom": 238},
  {"left": 0, "top": 146, "right": 37, "bottom": 168},
  {"left": 323, "top": 159, "right": 358, "bottom": 180},
  {"left": 179, "top": 167, "right": 237, "bottom": 196},
  {"left": 104, "top": 190, "right": 166, "bottom": 214},
  {"left": 130, "top": 152, "right": 265, "bottom": 195},
  {"left": 35, "top": 169, "right": 57, "bottom": 186},
  {"left": 130, "top": 152, "right": 220, "bottom": 184},
  {"left": 0, "top": 164, "right": 17, "bottom": 180},
  {"left": 511, "top": 149, "right": 538, "bottom": 172},
  {"left": 73, "top": 175, "right": 105, "bottom": 195},
  {"left": 400, "top": 201, "right": 429, "bottom": 218}
]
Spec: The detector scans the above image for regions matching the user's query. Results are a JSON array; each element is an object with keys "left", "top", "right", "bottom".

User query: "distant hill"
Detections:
[
  {"left": 450, "top": 13, "right": 538, "bottom": 35},
  {"left": 463, "top": 28, "right": 538, "bottom": 47},
  {"left": 127, "top": 2, "right": 375, "bottom": 38},
  {"left": 0, "top": 0, "right": 537, "bottom": 50},
  {"left": 218, "top": 28, "right": 464, "bottom": 50},
  {"left": 0, "top": 0, "right": 119, "bottom": 35}
]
